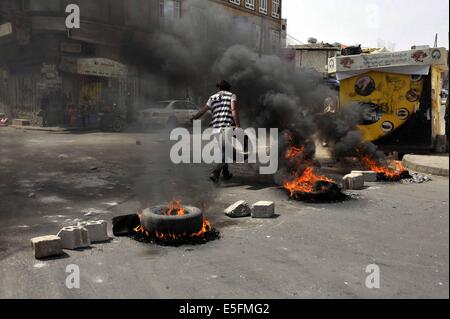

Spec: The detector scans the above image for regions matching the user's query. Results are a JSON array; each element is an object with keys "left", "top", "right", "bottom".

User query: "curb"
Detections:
[
  {"left": 9, "top": 125, "right": 99, "bottom": 133},
  {"left": 403, "top": 155, "right": 449, "bottom": 177}
]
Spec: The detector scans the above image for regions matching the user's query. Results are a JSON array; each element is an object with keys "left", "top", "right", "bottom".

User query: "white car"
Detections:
[{"left": 139, "top": 100, "right": 200, "bottom": 129}]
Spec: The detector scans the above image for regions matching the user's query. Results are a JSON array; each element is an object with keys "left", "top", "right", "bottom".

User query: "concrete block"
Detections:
[
  {"left": 342, "top": 173, "right": 365, "bottom": 190},
  {"left": 251, "top": 201, "right": 275, "bottom": 218},
  {"left": 351, "top": 170, "right": 378, "bottom": 182},
  {"left": 31, "top": 235, "right": 62, "bottom": 259},
  {"left": 224, "top": 200, "right": 251, "bottom": 218},
  {"left": 57, "top": 226, "right": 91, "bottom": 250},
  {"left": 77, "top": 220, "right": 108, "bottom": 243}
]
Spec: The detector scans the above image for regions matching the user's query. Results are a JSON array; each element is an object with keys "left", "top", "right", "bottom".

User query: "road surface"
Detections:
[{"left": 0, "top": 127, "right": 448, "bottom": 298}]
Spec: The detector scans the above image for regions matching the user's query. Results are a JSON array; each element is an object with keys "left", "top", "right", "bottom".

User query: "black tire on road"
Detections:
[{"left": 139, "top": 206, "right": 204, "bottom": 235}]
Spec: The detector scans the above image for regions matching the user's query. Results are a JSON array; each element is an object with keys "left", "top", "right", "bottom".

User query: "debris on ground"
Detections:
[
  {"left": 28, "top": 192, "right": 36, "bottom": 198},
  {"left": 344, "top": 192, "right": 363, "bottom": 200},
  {"left": 81, "top": 208, "right": 109, "bottom": 216},
  {"left": 31, "top": 235, "right": 63, "bottom": 259},
  {"left": 400, "top": 173, "right": 433, "bottom": 184},
  {"left": 224, "top": 200, "right": 251, "bottom": 218},
  {"left": 130, "top": 227, "right": 221, "bottom": 247}
]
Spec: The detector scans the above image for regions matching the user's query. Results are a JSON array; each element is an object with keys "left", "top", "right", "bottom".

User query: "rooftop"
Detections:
[{"left": 289, "top": 43, "right": 340, "bottom": 51}]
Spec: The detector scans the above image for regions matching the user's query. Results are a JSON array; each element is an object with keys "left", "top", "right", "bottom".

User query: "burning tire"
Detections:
[{"left": 139, "top": 205, "right": 204, "bottom": 235}]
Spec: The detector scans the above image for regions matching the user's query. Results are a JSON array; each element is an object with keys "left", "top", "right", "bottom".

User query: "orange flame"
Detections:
[
  {"left": 283, "top": 146, "right": 334, "bottom": 197},
  {"left": 361, "top": 156, "right": 406, "bottom": 179},
  {"left": 166, "top": 199, "right": 186, "bottom": 216}
]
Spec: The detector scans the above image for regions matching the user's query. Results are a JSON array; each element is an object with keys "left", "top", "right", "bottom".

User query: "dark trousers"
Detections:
[
  {"left": 212, "top": 163, "right": 229, "bottom": 176},
  {"left": 211, "top": 130, "right": 230, "bottom": 177}
]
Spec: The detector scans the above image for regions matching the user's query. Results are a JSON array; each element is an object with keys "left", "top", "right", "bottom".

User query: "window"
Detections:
[
  {"left": 230, "top": 0, "right": 240, "bottom": 5},
  {"left": 252, "top": 24, "right": 262, "bottom": 51},
  {"left": 245, "top": 0, "right": 255, "bottom": 10},
  {"left": 259, "top": 0, "right": 268, "bottom": 14},
  {"left": 173, "top": 101, "right": 187, "bottom": 110},
  {"left": 271, "top": 29, "right": 281, "bottom": 53},
  {"left": 272, "top": 0, "right": 280, "bottom": 18},
  {"left": 160, "top": 0, "right": 181, "bottom": 19}
]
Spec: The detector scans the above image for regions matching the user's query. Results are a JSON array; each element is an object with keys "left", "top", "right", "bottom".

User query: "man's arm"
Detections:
[
  {"left": 192, "top": 104, "right": 209, "bottom": 120},
  {"left": 231, "top": 100, "right": 240, "bottom": 128}
]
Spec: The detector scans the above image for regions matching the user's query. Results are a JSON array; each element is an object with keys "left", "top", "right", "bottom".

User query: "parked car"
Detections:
[
  {"left": 0, "top": 112, "right": 8, "bottom": 127},
  {"left": 139, "top": 100, "right": 200, "bottom": 129}
]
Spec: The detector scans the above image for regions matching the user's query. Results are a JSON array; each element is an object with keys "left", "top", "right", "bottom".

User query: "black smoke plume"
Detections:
[{"left": 119, "top": 0, "right": 385, "bottom": 166}]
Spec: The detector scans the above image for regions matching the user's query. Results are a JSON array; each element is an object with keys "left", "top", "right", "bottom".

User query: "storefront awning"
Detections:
[
  {"left": 60, "top": 57, "right": 127, "bottom": 78},
  {"left": 335, "top": 65, "right": 431, "bottom": 81},
  {"left": 328, "top": 47, "right": 448, "bottom": 80}
]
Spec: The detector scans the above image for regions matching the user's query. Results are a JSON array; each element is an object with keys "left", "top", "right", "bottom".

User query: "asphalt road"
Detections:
[{"left": 0, "top": 127, "right": 448, "bottom": 299}]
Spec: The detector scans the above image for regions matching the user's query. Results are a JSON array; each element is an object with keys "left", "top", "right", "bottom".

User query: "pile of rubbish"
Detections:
[{"left": 400, "top": 173, "right": 433, "bottom": 184}]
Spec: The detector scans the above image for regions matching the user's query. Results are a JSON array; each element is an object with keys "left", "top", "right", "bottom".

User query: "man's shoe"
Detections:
[
  {"left": 223, "top": 172, "right": 233, "bottom": 181},
  {"left": 209, "top": 173, "right": 220, "bottom": 183}
]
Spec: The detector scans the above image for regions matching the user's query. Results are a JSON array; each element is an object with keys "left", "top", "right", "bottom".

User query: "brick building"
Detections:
[
  {"left": 0, "top": 0, "right": 284, "bottom": 126},
  {"left": 213, "top": 0, "right": 286, "bottom": 54}
]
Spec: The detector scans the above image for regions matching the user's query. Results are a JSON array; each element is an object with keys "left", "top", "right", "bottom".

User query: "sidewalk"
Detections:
[
  {"left": 9, "top": 125, "right": 98, "bottom": 133},
  {"left": 403, "top": 154, "right": 449, "bottom": 177}
]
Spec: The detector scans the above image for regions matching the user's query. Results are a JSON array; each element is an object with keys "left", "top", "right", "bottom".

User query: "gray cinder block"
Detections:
[
  {"left": 342, "top": 173, "right": 365, "bottom": 190},
  {"left": 31, "top": 235, "right": 63, "bottom": 259},
  {"left": 351, "top": 170, "right": 378, "bottom": 182},
  {"left": 251, "top": 201, "right": 275, "bottom": 218},
  {"left": 224, "top": 200, "right": 251, "bottom": 218},
  {"left": 77, "top": 220, "right": 108, "bottom": 243},
  {"left": 57, "top": 226, "right": 91, "bottom": 250}
]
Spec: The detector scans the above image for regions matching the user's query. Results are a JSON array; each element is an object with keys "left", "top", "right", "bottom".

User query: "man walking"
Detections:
[{"left": 191, "top": 80, "right": 241, "bottom": 183}]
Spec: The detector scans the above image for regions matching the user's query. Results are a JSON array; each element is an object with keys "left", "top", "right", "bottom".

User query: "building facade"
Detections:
[
  {"left": 288, "top": 43, "right": 340, "bottom": 76},
  {"left": 212, "top": 0, "right": 285, "bottom": 54},
  {"left": 0, "top": 0, "right": 284, "bottom": 126}
]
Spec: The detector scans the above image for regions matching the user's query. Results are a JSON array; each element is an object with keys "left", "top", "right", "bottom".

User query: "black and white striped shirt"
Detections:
[{"left": 206, "top": 91, "right": 237, "bottom": 128}]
